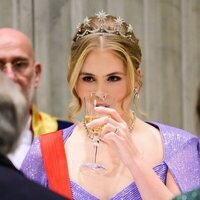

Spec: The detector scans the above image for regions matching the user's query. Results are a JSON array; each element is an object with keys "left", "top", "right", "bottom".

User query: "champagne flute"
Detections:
[{"left": 80, "top": 92, "right": 109, "bottom": 175}]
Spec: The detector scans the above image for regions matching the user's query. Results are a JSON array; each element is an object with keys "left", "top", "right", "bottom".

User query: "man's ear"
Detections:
[{"left": 34, "top": 62, "right": 42, "bottom": 88}]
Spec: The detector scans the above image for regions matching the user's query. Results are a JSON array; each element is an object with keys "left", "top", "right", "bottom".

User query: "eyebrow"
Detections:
[
  {"left": 80, "top": 72, "right": 126, "bottom": 76},
  {"left": 79, "top": 72, "right": 94, "bottom": 76},
  {"left": 0, "top": 57, "right": 29, "bottom": 62},
  {"left": 105, "top": 72, "right": 126, "bottom": 77},
  {"left": 12, "top": 57, "right": 29, "bottom": 61}
]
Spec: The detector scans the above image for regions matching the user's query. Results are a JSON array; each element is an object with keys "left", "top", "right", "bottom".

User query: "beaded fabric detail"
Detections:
[{"left": 73, "top": 10, "right": 139, "bottom": 44}]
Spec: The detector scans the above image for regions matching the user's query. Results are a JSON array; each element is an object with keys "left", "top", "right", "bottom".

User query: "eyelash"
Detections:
[
  {"left": 108, "top": 76, "right": 121, "bottom": 82},
  {"left": 82, "top": 75, "right": 121, "bottom": 82},
  {"left": 82, "top": 76, "right": 94, "bottom": 82}
]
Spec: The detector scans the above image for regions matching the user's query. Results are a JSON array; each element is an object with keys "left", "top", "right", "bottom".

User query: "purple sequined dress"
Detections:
[{"left": 21, "top": 122, "right": 200, "bottom": 200}]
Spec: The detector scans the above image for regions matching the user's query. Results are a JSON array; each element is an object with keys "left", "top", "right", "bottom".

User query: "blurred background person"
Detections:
[
  {"left": 0, "top": 71, "right": 67, "bottom": 200},
  {"left": 0, "top": 28, "right": 72, "bottom": 169}
]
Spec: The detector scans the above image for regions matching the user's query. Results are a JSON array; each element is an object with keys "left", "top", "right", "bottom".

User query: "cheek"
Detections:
[
  {"left": 15, "top": 76, "right": 29, "bottom": 91},
  {"left": 76, "top": 79, "right": 96, "bottom": 99},
  {"left": 113, "top": 89, "right": 127, "bottom": 103},
  {"left": 108, "top": 83, "right": 130, "bottom": 111},
  {"left": 109, "top": 82, "right": 128, "bottom": 100},
  {"left": 75, "top": 80, "right": 89, "bottom": 101},
  {"left": 76, "top": 80, "right": 83, "bottom": 96},
  {"left": 17, "top": 70, "right": 34, "bottom": 93}
]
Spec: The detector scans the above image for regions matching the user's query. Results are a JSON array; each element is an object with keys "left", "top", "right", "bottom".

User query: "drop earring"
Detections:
[{"left": 133, "top": 88, "right": 139, "bottom": 101}]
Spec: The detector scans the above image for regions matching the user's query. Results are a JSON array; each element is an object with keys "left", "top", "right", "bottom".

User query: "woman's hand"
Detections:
[
  {"left": 86, "top": 106, "right": 177, "bottom": 200},
  {"left": 86, "top": 106, "right": 142, "bottom": 168}
]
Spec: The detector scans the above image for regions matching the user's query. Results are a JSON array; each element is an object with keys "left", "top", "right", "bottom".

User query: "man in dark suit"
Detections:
[
  {"left": 0, "top": 28, "right": 72, "bottom": 168},
  {"left": 0, "top": 72, "right": 67, "bottom": 200}
]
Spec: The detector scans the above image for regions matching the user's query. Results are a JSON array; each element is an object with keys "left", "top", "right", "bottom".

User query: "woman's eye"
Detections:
[
  {"left": 108, "top": 76, "right": 121, "bottom": 82},
  {"left": 82, "top": 76, "right": 95, "bottom": 82}
]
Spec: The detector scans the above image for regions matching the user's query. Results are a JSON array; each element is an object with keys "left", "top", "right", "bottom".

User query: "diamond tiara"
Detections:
[{"left": 73, "top": 10, "right": 138, "bottom": 43}]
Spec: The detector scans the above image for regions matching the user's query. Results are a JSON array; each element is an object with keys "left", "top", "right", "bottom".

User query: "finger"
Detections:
[
  {"left": 102, "top": 131, "right": 123, "bottom": 145},
  {"left": 95, "top": 106, "right": 124, "bottom": 123},
  {"left": 86, "top": 115, "right": 120, "bottom": 130},
  {"left": 101, "top": 123, "right": 118, "bottom": 137}
]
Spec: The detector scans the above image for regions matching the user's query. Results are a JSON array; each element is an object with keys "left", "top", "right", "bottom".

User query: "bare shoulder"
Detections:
[
  {"left": 133, "top": 118, "right": 164, "bottom": 167},
  {"left": 135, "top": 118, "right": 162, "bottom": 144}
]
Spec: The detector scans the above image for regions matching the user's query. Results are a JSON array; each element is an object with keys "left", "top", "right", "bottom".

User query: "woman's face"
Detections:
[{"left": 76, "top": 48, "right": 131, "bottom": 113}]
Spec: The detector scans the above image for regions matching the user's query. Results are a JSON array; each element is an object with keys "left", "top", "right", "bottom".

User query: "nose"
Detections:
[
  {"left": 94, "top": 84, "right": 108, "bottom": 100},
  {"left": 3, "top": 64, "right": 16, "bottom": 80},
  {"left": 94, "top": 91, "right": 107, "bottom": 99}
]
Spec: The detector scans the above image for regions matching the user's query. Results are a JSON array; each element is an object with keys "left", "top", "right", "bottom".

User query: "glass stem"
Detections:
[
  {"left": 93, "top": 135, "right": 100, "bottom": 163},
  {"left": 94, "top": 145, "right": 98, "bottom": 163}
]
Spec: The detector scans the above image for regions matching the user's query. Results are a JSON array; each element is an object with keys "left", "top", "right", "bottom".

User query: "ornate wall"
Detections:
[{"left": 1, "top": 0, "right": 200, "bottom": 135}]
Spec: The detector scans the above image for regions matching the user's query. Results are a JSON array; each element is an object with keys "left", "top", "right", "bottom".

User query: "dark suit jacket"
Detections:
[
  {"left": 57, "top": 119, "right": 73, "bottom": 130},
  {"left": 0, "top": 154, "right": 67, "bottom": 200}
]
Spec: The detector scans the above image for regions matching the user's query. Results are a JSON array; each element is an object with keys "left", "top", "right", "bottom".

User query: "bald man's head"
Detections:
[
  {"left": 0, "top": 28, "right": 35, "bottom": 60},
  {"left": 0, "top": 28, "right": 41, "bottom": 108}
]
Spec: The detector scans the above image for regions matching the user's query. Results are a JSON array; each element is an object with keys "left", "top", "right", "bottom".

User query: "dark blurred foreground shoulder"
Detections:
[{"left": 0, "top": 155, "right": 67, "bottom": 200}]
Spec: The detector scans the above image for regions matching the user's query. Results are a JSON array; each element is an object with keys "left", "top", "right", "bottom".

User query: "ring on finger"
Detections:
[{"left": 114, "top": 127, "right": 120, "bottom": 135}]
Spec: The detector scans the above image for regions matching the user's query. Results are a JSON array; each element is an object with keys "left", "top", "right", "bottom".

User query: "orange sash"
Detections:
[{"left": 40, "top": 130, "right": 72, "bottom": 199}]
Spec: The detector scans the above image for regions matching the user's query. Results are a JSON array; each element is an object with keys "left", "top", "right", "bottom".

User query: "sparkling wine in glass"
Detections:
[{"left": 80, "top": 92, "right": 109, "bottom": 175}]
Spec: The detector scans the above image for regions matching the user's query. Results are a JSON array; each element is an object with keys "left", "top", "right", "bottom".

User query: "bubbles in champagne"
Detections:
[{"left": 84, "top": 115, "right": 103, "bottom": 135}]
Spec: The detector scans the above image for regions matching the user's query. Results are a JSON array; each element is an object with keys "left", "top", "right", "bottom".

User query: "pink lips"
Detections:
[{"left": 95, "top": 103, "right": 109, "bottom": 108}]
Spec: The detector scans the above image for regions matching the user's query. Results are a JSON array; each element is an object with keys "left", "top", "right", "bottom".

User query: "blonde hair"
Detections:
[{"left": 67, "top": 14, "right": 142, "bottom": 122}]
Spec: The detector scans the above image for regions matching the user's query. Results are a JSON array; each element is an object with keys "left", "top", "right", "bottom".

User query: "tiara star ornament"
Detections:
[
  {"left": 127, "top": 24, "right": 133, "bottom": 33},
  {"left": 83, "top": 16, "right": 91, "bottom": 27},
  {"left": 96, "top": 10, "right": 108, "bottom": 22},
  {"left": 73, "top": 11, "right": 138, "bottom": 43},
  {"left": 114, "top": 16, "right": 124, "bottom": 27},
  {"left": 114, "top": 16, "right": 124, "bottom": 32}
]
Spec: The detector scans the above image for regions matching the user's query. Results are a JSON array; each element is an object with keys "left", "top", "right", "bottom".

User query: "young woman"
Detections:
[{"left": 21, "top": 11, "right": 200, "bottom": 200}]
